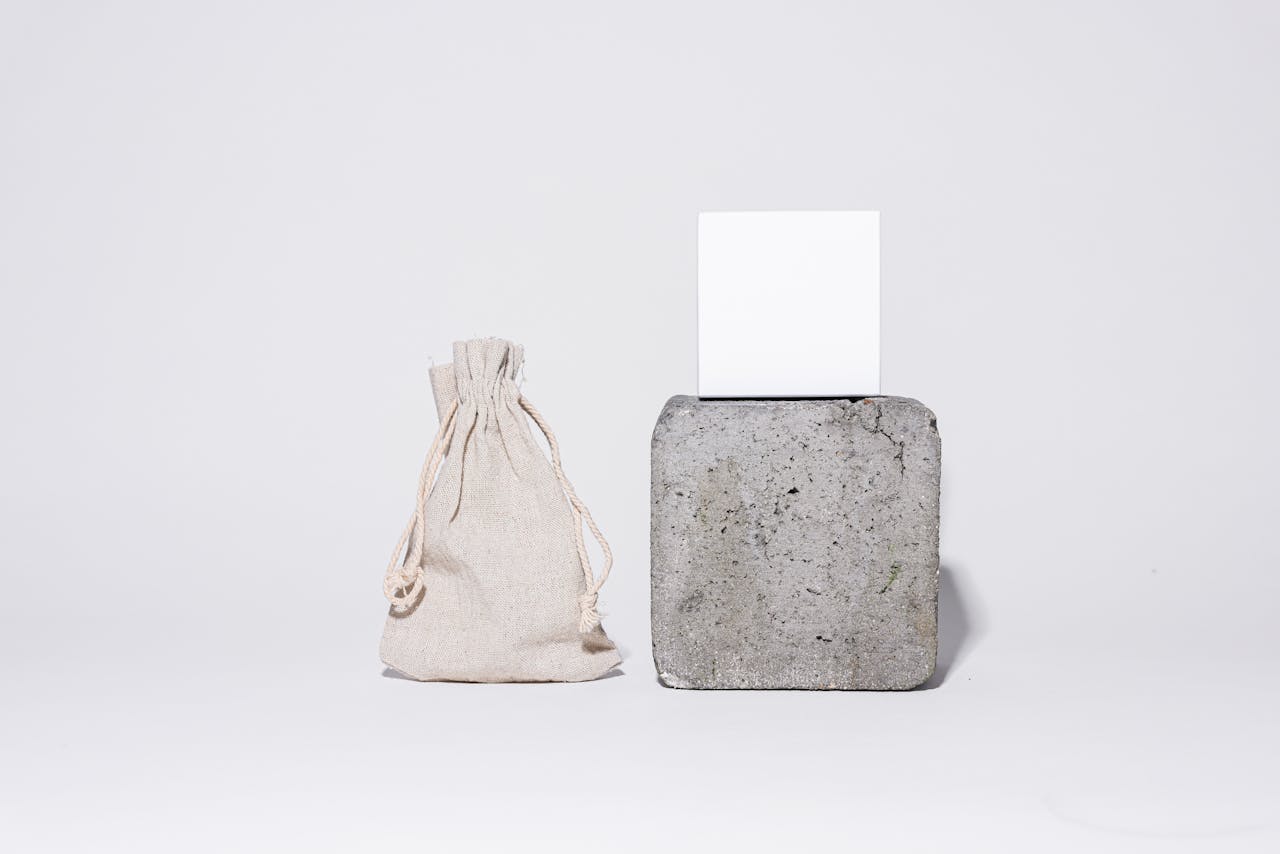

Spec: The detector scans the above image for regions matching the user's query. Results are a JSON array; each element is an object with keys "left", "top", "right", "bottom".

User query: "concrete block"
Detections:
[{"left": 651, "top": 396, "right": 941, "bottom": 689}]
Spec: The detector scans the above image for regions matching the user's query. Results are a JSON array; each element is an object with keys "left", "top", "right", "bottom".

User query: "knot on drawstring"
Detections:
[
  {"left": 384, "top": 567, "right": 423, "bottom": 609},
  {"left": 578, "top": 592, "right": 600, "bottom": 633}
]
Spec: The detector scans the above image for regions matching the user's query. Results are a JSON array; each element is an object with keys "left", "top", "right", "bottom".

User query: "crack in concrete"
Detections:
[{"left": 872, "top": 405, "right": 906, "bottom": 479}]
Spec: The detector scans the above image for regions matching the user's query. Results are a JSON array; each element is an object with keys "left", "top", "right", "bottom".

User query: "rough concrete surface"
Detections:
[{"left": 651, "top": 396, "right": 941, "bottom": 690}]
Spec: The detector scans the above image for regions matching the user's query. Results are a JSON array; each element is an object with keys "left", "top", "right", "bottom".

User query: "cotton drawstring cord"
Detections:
[
  {"left": 519, "top": 396, "right": 613, "bottom": 633},
  {"left": 383, "top": 398, "right": 460, "bottom": 610}
]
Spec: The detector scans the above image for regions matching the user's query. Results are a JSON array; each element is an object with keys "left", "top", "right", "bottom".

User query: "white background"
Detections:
[{"left": 2, "top": 2, "right": 1277, "bottom": 851}]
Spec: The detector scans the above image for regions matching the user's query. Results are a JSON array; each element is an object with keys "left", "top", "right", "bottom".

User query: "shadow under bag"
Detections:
[{"left": 380, "top": 338, "right": 621, "bottom": 682}]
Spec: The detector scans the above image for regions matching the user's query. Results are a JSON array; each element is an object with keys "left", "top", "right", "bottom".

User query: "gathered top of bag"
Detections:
[{"left": 453, "top": 337, "right": 523, "bottom": 408}]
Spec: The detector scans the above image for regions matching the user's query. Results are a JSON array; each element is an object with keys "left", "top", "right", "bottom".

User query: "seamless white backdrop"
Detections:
[{"left": 2, "top": 1, "right": 1278, "bottom": 851}]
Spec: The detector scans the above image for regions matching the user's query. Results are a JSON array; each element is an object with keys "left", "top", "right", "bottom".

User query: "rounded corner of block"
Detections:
[
  {"left": 653, "top": 395, "right": 695, "bottom": 441},
  {"left": 652, "top": 652, "right": 693, "bottom": 689},
  {"left": 917, "top": 403, "right": 940, "bottom": 433},
  {"left": 904, "top": 667, "right": 935, "bottom": 692},
  {"left": 899, "top": 650, "right": 938, "bottom": 691},
  {"left": 656, "top": 670, "right": 692, "bottom": 690},
  {"left": 662, "top": 394, "right": 697, "bottom": 413},
  {"left": 884, "top": 397, "right": 940, "bottom": 434}
]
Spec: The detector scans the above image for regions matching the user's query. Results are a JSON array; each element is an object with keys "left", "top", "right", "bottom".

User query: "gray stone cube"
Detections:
[{"left": 651, "top": 396, "right": 941, "bottom": 690}]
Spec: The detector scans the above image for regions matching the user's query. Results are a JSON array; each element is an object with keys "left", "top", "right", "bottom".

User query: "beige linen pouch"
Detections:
[{"left": 380, "top": 338, "right": 620, "bottom": 682}]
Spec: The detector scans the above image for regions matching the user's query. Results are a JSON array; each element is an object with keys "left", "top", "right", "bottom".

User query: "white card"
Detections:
[{"left": 697, "top": 211, "right": 880, "bottom": 398}]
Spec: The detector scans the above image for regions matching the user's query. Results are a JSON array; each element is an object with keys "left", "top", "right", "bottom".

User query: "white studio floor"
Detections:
[{"left": 4, "top": 588, "right": 1276, "bottom": 853}]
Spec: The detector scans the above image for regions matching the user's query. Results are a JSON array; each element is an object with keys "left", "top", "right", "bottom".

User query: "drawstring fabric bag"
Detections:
[{"left": 380, "top": 337, "right": 621, "bottom": 682}]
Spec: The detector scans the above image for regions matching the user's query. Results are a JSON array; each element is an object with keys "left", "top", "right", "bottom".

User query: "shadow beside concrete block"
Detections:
[{"left": 920, "top": 563, "right": 985, "bottom": 690}]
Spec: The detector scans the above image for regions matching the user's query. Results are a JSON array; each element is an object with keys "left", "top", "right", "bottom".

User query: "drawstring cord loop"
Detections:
[
  {"left": 519, "top": 396, "right": 613, "bottom": 632},
  {"left": 382, "top": 398, "right": 460, "bottom": 610}
]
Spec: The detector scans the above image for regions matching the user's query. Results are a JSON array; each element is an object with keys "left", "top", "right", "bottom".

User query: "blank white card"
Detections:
[{"left": 697, "top": 211, "right": 880, "bottom": 398}]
